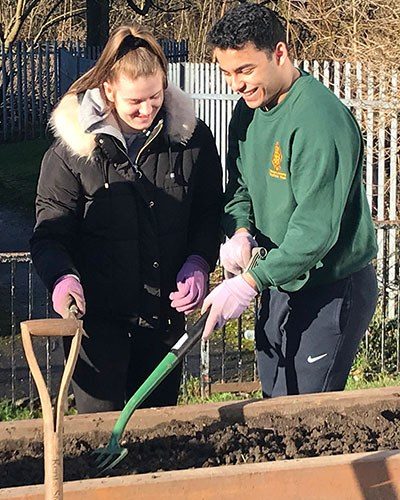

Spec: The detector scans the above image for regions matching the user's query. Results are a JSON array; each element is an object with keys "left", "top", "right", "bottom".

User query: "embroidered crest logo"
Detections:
[{"left": 269, "top": 142, "right": 287, "bottom": 180}]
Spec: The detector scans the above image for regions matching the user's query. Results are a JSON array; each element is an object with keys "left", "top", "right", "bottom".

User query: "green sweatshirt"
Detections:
[{"left": 224, "top": 70, "right": 377, "bottom": 292}]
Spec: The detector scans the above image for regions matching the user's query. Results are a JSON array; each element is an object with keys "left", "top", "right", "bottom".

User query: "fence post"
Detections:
[
  {"left": 1, "top": 42, "right": 8, "bottom": 141},
  {"left": 8, "top": 43, "right": 15, "bottom": 139},
  {"left": 22, "top": 41, "right": 29, "bottom": 139},
  {"left": 38, "top": 43, "right": 44, "bottom": 136},
  {"left": 200, "top": 339, "right": 211, "bottom": 398},
  {"left": 16, "top": 41, "right": 23, "bottom": 139}
]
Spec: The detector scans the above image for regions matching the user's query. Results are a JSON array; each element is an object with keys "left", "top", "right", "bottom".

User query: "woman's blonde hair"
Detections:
[{"left": 68, "top": 24, "right": 168, "bottom": 95}]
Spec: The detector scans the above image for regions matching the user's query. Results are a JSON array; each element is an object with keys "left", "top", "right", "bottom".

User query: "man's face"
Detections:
[
  {"left": 104, "top": 72, "right": 164, "bottom": 133},
  {"left": 214, "top": 42, "right": 284, "bottom": 109}
]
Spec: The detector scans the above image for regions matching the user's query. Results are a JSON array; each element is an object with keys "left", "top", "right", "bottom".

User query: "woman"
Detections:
[{"left": 30, "top": 25, "right": 222, "bottom": 413}]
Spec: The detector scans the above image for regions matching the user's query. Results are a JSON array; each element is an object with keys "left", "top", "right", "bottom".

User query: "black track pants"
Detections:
[{"left": 255, "top": 265, "right": 378, "bottom": 397}]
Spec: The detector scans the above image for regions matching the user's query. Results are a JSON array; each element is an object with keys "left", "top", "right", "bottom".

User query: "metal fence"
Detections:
[
  {"left": 0, "top": 40, "right": 188, "bottom": 142},
  {"left": 0, "top": 252, "right": 261, "bottom": 403},
  {"left": 0, "top": 59, "right": 399, "bottom": 403},
  {"left": 0, "top": 224, "right": 399, "bottom": 404}
]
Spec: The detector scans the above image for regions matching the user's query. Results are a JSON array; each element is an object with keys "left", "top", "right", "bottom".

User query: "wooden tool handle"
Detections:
[
  {"left": 20, "top": 316, "right": 83, "bottom": 500},
  {"left": 21, "top": 317, "right": 83, "bottom": 337}
]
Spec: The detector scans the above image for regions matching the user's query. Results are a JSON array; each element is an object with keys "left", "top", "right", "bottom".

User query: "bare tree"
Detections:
[
  {"left": 0, "top": 0, "right": 85, "bottom": 48},
  {"left": 0, "top": 0, "right": 398, "bottom": 68}
]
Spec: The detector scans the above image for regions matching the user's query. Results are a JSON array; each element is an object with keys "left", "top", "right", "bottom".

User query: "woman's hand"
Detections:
[{"left": 52, "top": 275, "right": 86, "bottom": 318}]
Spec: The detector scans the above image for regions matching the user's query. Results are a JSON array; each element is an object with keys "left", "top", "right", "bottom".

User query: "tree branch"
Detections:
[
  {"left": 151, "top": 0, "right": 190, "bottom": 13},
  {"left": 4, "top": 0, "right": 45, "bottom": 47},
  {"left": 20, "top": 0, "right": 46, "bottom": 24},
  {"left": 125, "top": 0, "right": 153, "bottom": 16},
  {"left": 33, "top": 8, "right": 86, "bottom": 43},
  {"left": 36, "top": 0, "right": 64, "bottom": 30}
]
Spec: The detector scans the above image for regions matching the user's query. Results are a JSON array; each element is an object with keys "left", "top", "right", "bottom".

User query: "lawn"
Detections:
[{"left": 0, "top": 139, "right": 51, "bottom": 212}]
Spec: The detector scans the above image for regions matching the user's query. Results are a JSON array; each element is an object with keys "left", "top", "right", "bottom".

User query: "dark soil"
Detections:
[{"left": 1, "top": 400, "right": 400, "bottom": 488}]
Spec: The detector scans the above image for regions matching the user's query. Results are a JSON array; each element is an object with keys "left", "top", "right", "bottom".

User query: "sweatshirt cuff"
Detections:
[
  {"left": 248, "top": 268, "right": 274, "bottom": 292},
  {"left": 224, "top": 218, "right": 254, "bottom": 238}
]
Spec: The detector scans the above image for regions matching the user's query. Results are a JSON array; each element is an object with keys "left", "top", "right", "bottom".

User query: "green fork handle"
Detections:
[
  {"left": 109, "top": 352, "right": 179, "bottom": 443},
  {"left": 108, "top": 312, "right": 209, "bottom": 445}
]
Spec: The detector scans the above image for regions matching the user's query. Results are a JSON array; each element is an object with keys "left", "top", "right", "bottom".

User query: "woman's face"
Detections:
[{"left": 103, "top": 71, "right": 164, "bottom": 133}]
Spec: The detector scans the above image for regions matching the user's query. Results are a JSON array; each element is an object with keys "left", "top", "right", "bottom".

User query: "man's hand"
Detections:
[
  {"left": 52, "top": 275, "right": 86, "bottom": 318},
  {"left": 170, "top": 255, "right": 209, "bottom": 314},
  {"left": 220, "top": 230, "right": 257, "bottom": 276},
  {"left": 201, "top": 274, "right": 258, "bottom": 340}
]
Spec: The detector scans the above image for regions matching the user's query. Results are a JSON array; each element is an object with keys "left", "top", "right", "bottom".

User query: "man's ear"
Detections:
[
  {"left": 103, "top": 81, "right": 115, "bottom": 103},
  {"left": 275, "top": 42, "right": 288, "bottom": 66}
]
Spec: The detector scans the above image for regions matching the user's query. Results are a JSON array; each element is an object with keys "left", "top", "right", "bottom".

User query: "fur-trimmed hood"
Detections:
[{"left": 49, "top": 83, "right": 197, "bottom": 158}]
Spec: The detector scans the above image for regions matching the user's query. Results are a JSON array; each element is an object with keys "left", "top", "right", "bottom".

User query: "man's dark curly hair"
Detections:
[{"left": 207, "top": 3, "right": 286, "bottom": 53}]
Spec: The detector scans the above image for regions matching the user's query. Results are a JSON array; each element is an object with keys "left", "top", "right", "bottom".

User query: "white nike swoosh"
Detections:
[{"left": 307, "top": 353, "right": 328, "bottom": 363}]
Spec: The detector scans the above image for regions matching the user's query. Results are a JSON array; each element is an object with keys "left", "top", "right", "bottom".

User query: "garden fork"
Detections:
[
  {"left": 20, "top": 305, "right": 84, "bottom": 500},
  {"left": 93, "top": 247, "right": 267, "bottom": 476}
]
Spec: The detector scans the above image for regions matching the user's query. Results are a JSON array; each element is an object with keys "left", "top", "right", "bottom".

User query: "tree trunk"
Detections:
[{"left": 86, "top": 0, "right": 109, "bottom": 49}]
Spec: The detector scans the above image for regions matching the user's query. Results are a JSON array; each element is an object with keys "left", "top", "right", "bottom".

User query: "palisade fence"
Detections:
[
  {"left": 0, "top": 43, "right": 399, "bottom": 404},
  {"left": 0, "top": 40, "right": 188, "bottom": 142}
]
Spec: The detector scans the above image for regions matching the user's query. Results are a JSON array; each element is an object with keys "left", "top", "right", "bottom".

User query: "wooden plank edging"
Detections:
[
  {"left": 1, "top": 450, "right": 400, "bottom": 499},
  {"left": 1, "top": 386, "right": 399, "bottom": 442}
]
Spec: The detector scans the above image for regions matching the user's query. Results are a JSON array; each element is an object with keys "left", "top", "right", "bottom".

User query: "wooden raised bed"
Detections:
[{"left": 1, "top": 386, "right": 400, "bottom": 499}]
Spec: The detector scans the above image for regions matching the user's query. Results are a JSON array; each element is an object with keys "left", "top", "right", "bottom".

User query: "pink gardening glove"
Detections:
[
  {"left": 201, "top": 275, "right": 257, "bottom": 340},
  {"left": 169, "top": 255, "right": 209, "bottom": 314},
  {"left": 52, "top": 275, "right": 86, "bottom": 319},
  {"left": 220, "top": 231, "right": 257, "bottom": 276}
]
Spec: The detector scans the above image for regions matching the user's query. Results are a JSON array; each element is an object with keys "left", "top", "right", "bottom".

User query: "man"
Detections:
[{"left": 202, "top": 4, "right": 378, "bottom": 397}]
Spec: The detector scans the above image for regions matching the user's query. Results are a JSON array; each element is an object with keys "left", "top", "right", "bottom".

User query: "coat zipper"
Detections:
[
  {"left": 102, "top": 162, "right": 109, "bottom": 189},
  {"left": 134, "top": 120, "right": 164, "bottom": 166},
  {"left": 112, "top": 120, "right": 164, "bottom": 177}
]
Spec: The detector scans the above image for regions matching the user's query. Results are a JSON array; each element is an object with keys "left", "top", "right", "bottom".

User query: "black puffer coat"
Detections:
[{"left": 30, "top": 84, "right": 223, "bottom": 336}]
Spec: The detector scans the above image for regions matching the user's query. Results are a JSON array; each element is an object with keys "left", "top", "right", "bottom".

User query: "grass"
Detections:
[
  {"left": 0, "top": 397, "right": 77, "bottom": 421},
  {"left": 178, "top": 376, "right": 261, "bottom": 406},
  {"left": 0, "top": 139, "right": 50, "bottom": 212},
  {"left": 0, "top": 400, "right": 42, "bottom": 421},
  {"left": 1, "top": 372, "right": 399, "bottom": 422},
  {"left": 345, "top": 372, "right": 400, "bottom": 391}
]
